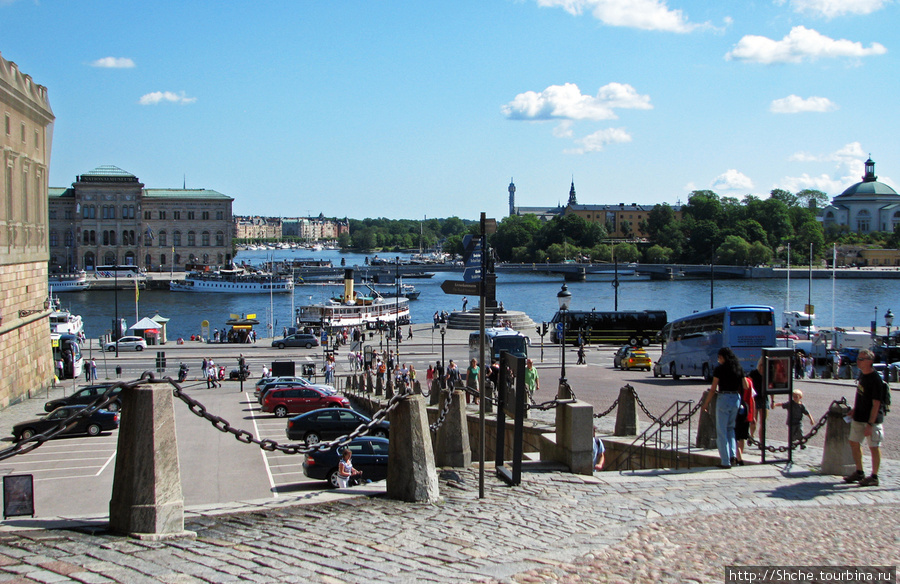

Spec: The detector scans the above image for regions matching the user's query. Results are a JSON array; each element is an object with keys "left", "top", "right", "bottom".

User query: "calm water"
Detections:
[{"left": 56, "top": 249, "right": 900, "bottom": 341}]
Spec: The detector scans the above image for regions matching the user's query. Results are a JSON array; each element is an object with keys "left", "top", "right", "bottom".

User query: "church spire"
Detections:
[
  {"left": 508, "top": 178, "right": 516, "bottom": 216},
  {"left": 567, "top": 179, "right": 577, "bottom": 206}
]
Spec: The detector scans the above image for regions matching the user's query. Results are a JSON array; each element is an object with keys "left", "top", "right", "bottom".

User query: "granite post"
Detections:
[
  {"left": 435, "top": 389, "right": 472, "bottom": 468},
  {"left": 387, "top": 394, "right": 440, "bottom": 502},
  {"left": 614, "top": 384, "right": 638, "bottom": 436}
]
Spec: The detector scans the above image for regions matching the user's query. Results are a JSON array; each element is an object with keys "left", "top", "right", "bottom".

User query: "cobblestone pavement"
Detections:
[{"left": 0, "top": 456, "right": 896, "bottom": 583}]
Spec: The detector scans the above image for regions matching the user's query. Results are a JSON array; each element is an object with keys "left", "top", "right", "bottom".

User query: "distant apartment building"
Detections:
[
  {"left": 237, "top": 215, "right": 348, "bottom": 241},
  {"left": 0, "top": 52, "right": 55, "bottom": 407},
  {"left": 508, "top": 179, "right": 682, "bottom": 239},
  {"left": 49, "top": 166, "right": 235, "bottom": 272},
  {"left": 235, "top": 216, "right": 282, "bottom": 240}
]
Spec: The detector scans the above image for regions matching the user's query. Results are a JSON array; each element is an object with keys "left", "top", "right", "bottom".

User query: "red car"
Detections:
[{"left": 261, "top": 386, "right": 350, "bottom": 418}]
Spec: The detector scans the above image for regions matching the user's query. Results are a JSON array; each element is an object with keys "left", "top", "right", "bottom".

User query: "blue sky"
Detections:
[{"left": 2, "top": 0, "right": 898, "bottom": 220}]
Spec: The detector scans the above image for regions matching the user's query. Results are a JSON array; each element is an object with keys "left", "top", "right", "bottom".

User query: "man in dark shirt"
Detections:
[{"left": 844, "top": 349, "right": 887, "bottom": 487}]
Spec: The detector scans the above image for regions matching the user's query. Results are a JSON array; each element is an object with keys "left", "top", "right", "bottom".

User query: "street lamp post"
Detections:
[
  {"left": 440, "top": 325, "right": 446, "bottom": 382},
  {"left": 557, "top": 283, "right": 572, "bottom": 399}
]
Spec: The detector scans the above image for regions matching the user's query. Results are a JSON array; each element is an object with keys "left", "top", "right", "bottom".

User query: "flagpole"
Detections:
[{"left": 135, "top": 277, "right": 139, "bottom": 326}]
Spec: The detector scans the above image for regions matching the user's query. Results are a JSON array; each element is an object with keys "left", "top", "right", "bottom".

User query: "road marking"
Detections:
[
  {"left": 246, "top": 392, "right": 277, "bottom": 497},
  {"left": 96, "top": 450, "right": 117, "bottom": 476}
]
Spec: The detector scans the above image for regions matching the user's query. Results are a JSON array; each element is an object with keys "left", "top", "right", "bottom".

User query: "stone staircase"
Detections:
[{"left": 446, "top": 308, "right": 536, "bottom": 331}]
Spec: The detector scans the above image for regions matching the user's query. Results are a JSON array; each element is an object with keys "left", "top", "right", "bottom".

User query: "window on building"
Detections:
[
  {"left": 104, "top": 252, "right": 116, "bottom": 265},
  {"left": 145, "top": 254, "right": 152, "bottom": 268},
  {"left": 4, "top": 114, "right": 9, "bottom": 136},
  {"left": 217, "top": 211, "right": 224, "bottom": 220},
  {"left": 893, "top": 212, "right": 900, "bottom": 232},
  {"left": 144, "top": 211, "right": 151, "bottom": 220},
  {"left": 174, "top": 231, "right": 182, "bottom": 246},
  {"left": 202, "top": 211, "right": 209, "bottom": 220},
  {"left": 20, "top": 123, "right": 25, "bottom": 143},
  {"left": 159, "top": 230, "right": 167, "bottom": 247},
  {"left": 174, "top": 253, "right": 181, "bottom": 265},
  {"left": 34, "top": 129, "right": 39, "bottom": 149},
  {"left": 216, "top": 231, "right": 224, "bottom": 246},
  {"left": 49, "top": 209, "right": 56, "bottom": 219},
  {"left": 202, "top": 253, "right": 209, "bottom": 263},
  {"left": 174, "top": 211, "right": 181, "bottom": 220},
  {"left": 49, "top": 230, "right": 58, "bottom": 247},
  {"left": 159, "top": 210, "right": 166, "bottom": 220},
  {"left": 187, "top": 231, "right": 196, "bottom": 246},
  {"left": 64, "top": 230, "right": 74, "bottom": 247},
  {"left": 202, "top": 231, "right": 210, "bottom": 246},
  {"left": 856, "top": 210, "right": 871, "bottom": 233},
  {"left": 187, "top": 211, "right": 195, "bottom": 220}
]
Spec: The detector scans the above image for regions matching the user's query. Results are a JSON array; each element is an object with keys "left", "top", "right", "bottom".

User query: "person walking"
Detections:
[
  {"left": 576, "top": 343, "right": 586, "bottom": 365},
  {"left": 336, "top": 448, "right": 363, "bottom": 488},
  {"left": 446, "top": 360, "right": 460, "bottom": 390},
  {"left": 462, "top": 297, "right": 468, "bottom": 312},
  {"left": 466, "top": 358, "right": 480, "bottom": 404},
  {"left": 524, "top": 358, "right": 540, "bottom": 404},
  {"left": 701, "top": 347, "right": 749, "bottom": 469},
  {"left": 89, "top": 358, "right": 97, "bottom": 383},
  {"left": 844, "top": 349, "right": 888, "bottom": 487}
]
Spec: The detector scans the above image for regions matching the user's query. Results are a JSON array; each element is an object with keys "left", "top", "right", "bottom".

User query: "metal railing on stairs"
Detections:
[{"left": 606, "top": 400, "right": 695, "bottom": 471}]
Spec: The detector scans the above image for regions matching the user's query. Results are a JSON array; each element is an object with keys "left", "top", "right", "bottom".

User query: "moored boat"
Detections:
[
  {"left": 297, "top": 269, "right": 410, "bottom": 328},
  {"left": 170, "top": 267, "right": 294, "bottom": 293},
  {"left": 49, "top": 302, "right": 84, "bottom": 336},
  {"left": 48, "top": 271, "right": 90, "bottom": 293}
]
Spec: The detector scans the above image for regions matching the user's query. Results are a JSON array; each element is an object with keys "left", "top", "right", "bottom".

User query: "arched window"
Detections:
[
  {"left": 103, "top": 231, "right": 109, "bottom": 246},
  {"left": 856, "top": 209, "right": 871, "bottom": 233},
  {"left": 124, "top": 252, "right": 136, "bottom": 265},
  {"left": 187, "top": 231, "right": 196, "bottom": 246},
  {"left": 823, "top": 211, "right": 835, "bottom": 228},
  {"left": 160, "top": 254, "right": 167, "bottom": 265},
  {"left": 65, "top": 230, "right": 75, "bottom": 247},
  {"left": 202, "top": 253, "right": 209, "bottom": 263},
  {"left": 202, "top": 231, "right": 210, "bottom": 246},
  {"left": 158, "top": 230, "right": 167, "bottom": 247},
  {"left": 86, "top": 230, "right": 93, "bottom": 245},
  {"left": 104, "top": 252, "right": 116, "bottom": 265},
  {"left": 49, "top": 230, "right": 58, "bottom": 247},
  {"left": 174, "top": 231, "right": 182, "bottom": 246},
  {"left": 892, "top": 211, "right": 900, "bottom": 232},
  {"left": 144, "top": 254, "right": 152, "bottom": 268},
  {"left": 174, "top": 253, "right": 181, "bottom": 265},
  {"left": 216, "top": 231, "right": 224, "bottom": 246},
  {"left": 83, "top": 252, "right": 95, "bottom": 270}
]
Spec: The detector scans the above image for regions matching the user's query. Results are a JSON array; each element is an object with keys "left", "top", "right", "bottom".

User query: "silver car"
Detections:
[{"left": 103, "top": 336, "right": 147, "bottom": 352}]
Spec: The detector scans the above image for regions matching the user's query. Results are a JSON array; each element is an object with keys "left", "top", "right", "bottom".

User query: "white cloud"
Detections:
[
  {"left": 787, "top": 0, "right": 889, "bottom": 18},
  {"left": 711, "top": 169, "right": 754, "bottom": 191},
  {"left": 502, "top": 82, "right": 652, "bottom": 121},
  {"left": 725, "top": 25, "right": 887, "bottom": 64},
  {"left": 566, "top": 128, "right": 632, "bottom": 154},
  {"left": 780, "top": 173, "right": 847, "bottom": 193},
  {"left": 553, "top": 120, "right": 575, "bottom": 138},
  {"left": 770, "top": 95, "right": 837, "bottom": 113},
  {"left": 781, "top": 142, "right": 889, "bottom": 195},
  {"left": 138, "top": 91, "right": 197, "bottom": 105},
  {"left": 90, "top": 57, "right": 135, "bottom": 69},
  {"left": 535, "top": 0, "right": 708, "bottom": 32}
]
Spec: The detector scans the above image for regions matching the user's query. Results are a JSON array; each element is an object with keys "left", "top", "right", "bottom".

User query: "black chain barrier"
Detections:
[
  {"left": 0, "top": 375, "right": 147, "bottom": 462},
  {"left": 593, "top": 397, "right": 620, "bottom": 419},
  {"left": 429, "top": 389, "right": 454, "bottom": 432},
  {"left": 169, "top": 373, "right": 413, "bottom": 454},
  {"left": 747, "top": 397, "right": 847, "bottom": 453},
  {"left": 631, "top": 385, "right": 703, "bottom": 427},
  {"left": 525, "top": 381, "right": 579, "bottom": 411}
]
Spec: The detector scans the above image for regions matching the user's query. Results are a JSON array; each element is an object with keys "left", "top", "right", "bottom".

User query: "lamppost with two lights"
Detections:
[
  {"left": 440, "top": 325, "right": 446, "bottom": 389},
  {"left": 885, "top": 308, "right": 894, "bottom": 346},
  {"left": 557, "top": 283, "right": 572, "bottom": 399}
]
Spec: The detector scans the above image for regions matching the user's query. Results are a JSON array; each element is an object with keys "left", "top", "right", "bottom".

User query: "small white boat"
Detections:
[
  {"left": 297, "top": 269, "right": 410, "bottom": 328},
  {"left": 49, "top": 303, "right": 84, "bottom": 336}
]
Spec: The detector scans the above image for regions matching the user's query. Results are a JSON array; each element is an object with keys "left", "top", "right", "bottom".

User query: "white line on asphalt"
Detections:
[
  {"left": 246, "top": 392, "right": 278, "bottom": 497},
  {"left": 95, "top": 450, "right": 116, "bottom": 476},
  {"left": 0, "top": 455, "right": 112, "bottom": 466}
]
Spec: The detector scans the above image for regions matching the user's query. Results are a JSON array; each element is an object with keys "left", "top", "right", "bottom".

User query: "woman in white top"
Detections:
[{"left": 337, "top": 448, "right": 362, "bottom": 488}]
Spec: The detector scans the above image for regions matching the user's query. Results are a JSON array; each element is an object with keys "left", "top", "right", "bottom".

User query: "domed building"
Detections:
[{"left": 822, "top": 158, "right": 900, "bottom": 233}]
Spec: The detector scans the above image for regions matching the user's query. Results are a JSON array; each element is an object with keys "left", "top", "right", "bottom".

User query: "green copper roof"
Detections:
[
  {"left": 81, "top": 165, "right": 136, "bottom": 178},
  {"left": 143, "top": 188, "right": 232, "bottom": 200},
  {"left": 49, "top": 187, "right": 74, "bottom": 198}
]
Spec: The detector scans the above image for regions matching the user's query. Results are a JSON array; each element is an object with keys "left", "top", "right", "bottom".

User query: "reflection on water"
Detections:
[{"left": 55, "top": 249, "right": 900, "bottom": 341}]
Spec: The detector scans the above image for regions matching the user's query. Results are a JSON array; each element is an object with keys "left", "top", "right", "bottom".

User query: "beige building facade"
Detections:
[
  {"left": 49, "top": 166, "right": 235, "bottom": 272},
  {"left": 0, "top": 52, "right": 55, "bottom": 407}
]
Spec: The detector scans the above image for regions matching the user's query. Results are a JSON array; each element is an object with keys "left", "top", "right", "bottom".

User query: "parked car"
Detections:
[
  {"left": 44, "top": 384, "right": 122, "bottom": 413},
  {"left": 286, "top": 408, "right": 389, "bottom": 444},
  {"left": 302, "top": 436, "right": 389, "bottom": 488},
  {"left": 103, "top": 335, "right": 147, "bottom": 352},
  {"left": 271, "top": 334, "right": 319, "bottom": 349},
  {"left": 255, "top": 377, "right": 336, "bottom": 401},
  {"left": 261, "top": 386, "right": 350, "bottom": 417},
  {"left": 613, "top": 346, "right": 652, "bottom": 371},
  {"left": 13, "top": 405, "right": 120, "bottom": 442}
]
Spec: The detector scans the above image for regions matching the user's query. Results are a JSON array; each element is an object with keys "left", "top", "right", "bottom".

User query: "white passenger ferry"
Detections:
[
  {"left": 48, "top": 271, "right": 90, "bottom": 293},
  {"left": 296, "top": 269, "right": 410, "bottom": 328},
  {"left": 49, "top": 304, "right": 84, "bottom": 336},
  {"left": 170, "top": 267, "right": 294, "bottom": 294}
]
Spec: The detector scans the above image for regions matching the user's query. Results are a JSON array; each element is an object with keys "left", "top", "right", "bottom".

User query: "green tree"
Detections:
[
  {"left": 769, "top": 188, "right": 799, "bottom": 207},
  {"left": 589, "top": 243, "right": 612, "bottom": 262},
  {"left": 793, "top": 221, "right": 826, "bottom": 262},
  {"left": 797, "top": 189, "right": 829, "bottom": 210},
  {"left": 644, "top": 244, "right": 673, "bottom": 263},
  {"left": 716, "top": 235, "right": 751, "bottom": 265},
  {"left": 748, "top": 241, "right": 773, "bottom": 265},
  {"left": 684, "top": 190, "right": 723, "bottom": 223},
  {"left": 546, "top": 243, "right": 569, "bottom": 262},
  {"left": 620, "top": 220, "right": 633, "bottom": 239},
  {"left": 490, "top": 214, "right": 541, "bottom": 261},
  {"left": 646, "top": 203, "right": 676, "bottom": 239},
  {"left": 613, "top": 242, "right": 640, "bottom": 262}
]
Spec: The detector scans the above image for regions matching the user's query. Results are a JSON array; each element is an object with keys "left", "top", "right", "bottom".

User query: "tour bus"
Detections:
[
  {"left": 468, "top": 328, "right": 530, "bottom": 363},
  {"left": 549, "top": 310, "right": 667, "bottom": 346},
  {"left": 653, "top": 305, "right": 776, "bottom": 381},
  {"left": 94, "top": 264, "right": 140, "bottom": 277},
  {"left": 51, "top": 333, "right": 84, "bottom": 380}
]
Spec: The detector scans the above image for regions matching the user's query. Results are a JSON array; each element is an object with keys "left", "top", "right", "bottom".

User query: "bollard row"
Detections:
[
  {"left": 747, "top": 397, "right": 846, "bottom": 453},
  {"left": 429, "top": 389, "right": 454, "bottom": 432}
]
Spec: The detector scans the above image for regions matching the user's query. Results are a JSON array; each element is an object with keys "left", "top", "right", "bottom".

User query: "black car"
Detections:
[
  {"left": 271, "top": 334, "right": 319, "bottom": 349},
  {"left": 302, "top": 436, "right": 389, "bottom": 488},
  {"left": 286, "top": 408, "right": 389, "bottom": 445},
  {"left": 13, "top": 405, "right": 120, "bottom": 442},
  {"left": 44, "top": 384, "right": 122, "bottom": 413}
]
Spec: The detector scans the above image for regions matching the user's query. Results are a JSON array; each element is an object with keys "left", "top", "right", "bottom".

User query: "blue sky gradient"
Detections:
[{"left": 2, "top": 0, "right": 897, "bottom": 219}]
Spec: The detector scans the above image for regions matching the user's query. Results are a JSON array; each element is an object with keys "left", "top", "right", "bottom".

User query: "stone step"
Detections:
[{"left": 446, "top": 309, "right": 535, "bottom": 331}]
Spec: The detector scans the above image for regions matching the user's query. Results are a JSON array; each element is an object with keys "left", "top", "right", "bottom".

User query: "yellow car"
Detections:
[{"left": 615, "top": 346, "right": 652, "bottom": 371}]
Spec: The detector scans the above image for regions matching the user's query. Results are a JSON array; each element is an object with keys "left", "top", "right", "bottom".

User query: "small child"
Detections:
[{"left": 776, "top": 389, "right": 815, "bottom": 444}]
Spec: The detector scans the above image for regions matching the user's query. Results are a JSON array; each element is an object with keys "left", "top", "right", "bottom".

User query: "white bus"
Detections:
[
  {"left": 51, "top": 333, "right": 84, "bottom": 380},
  {"left": 653, "top": 305, "right": 776, "bottom": 381},
  {"left": 468, "top": 328, "right": 530, "bottom": 363}
]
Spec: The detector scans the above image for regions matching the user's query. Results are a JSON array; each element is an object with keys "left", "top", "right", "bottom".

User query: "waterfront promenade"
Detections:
[{"left": 0, "top": 326, "right": 896, "bottom": 582}]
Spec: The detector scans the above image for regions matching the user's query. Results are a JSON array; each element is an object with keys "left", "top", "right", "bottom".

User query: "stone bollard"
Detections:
[
  {"left": 484, "top": 381, "right": 494, "bottom": 414},
  {"left": 109, "top": 382, "right": 193, "bottom": 539},
  {"left": 366, "top": 373, "right": 373, "bottom": 394},
  {"left": 413, "top": 380, "right": 422, "bottom": 395},
  {"left": 435, "top": 389, "right": 472, "bottom": 468},
  {"left": 351, "top": 374, "right": 358, "bottom": 391},
  {"left": 375, "top": 375, "right": 383, "bottom": 396},
  {"left": 696, "top": 390, "right": 717, "bottom": 449},
  {"left": 821, "top": 401, "right": 856, "bottom": 476},
  {"left": 387, "top": 394, "right": 440, "bottom": 502},
  {"left": 429, "top": 379, "right": 441, "bottom": 406},
  {"left": 614, "top": 385, "right": 638, "bottom": 436},
  {"left": 386, "top": 377, "right": 395, "bottom": 399},
  {"left": 555, "top": 400, "right": 595, "bottom": 475}
]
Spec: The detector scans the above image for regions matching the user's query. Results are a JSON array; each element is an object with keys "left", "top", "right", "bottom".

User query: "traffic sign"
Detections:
[
  {"left": 463, "top": 267, "right": 481, "bottom": 282},
  {"left": 462, "top": 235, "right": 482, "bottom": 264},
  {"left": 441, "top": 280, "right": 481, "bottom": 296},
  {"left": 556, "top": 322, "right": 564, "bottom": 333}
]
